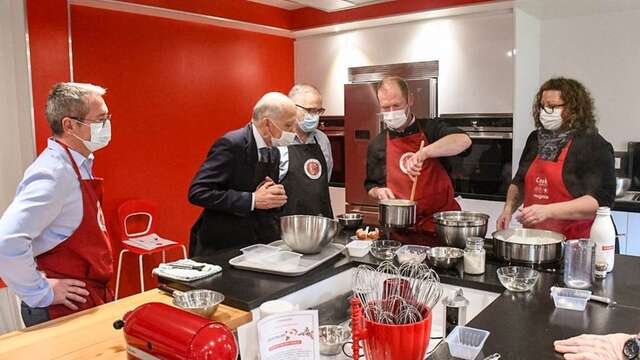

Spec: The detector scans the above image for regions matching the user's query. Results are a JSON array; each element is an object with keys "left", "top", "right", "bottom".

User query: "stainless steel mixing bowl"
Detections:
[
  {"left": 433, "top": 211, "right": 490, "bottom": 249},
  {"left": 173, "top": 289, "right": 224, "bottom": 318},
  {"left": 280, "top": 215, "right": 339, "bottom": 254},
  {"left": 336, "top": 213, "right": 364, "bottom": 229}
]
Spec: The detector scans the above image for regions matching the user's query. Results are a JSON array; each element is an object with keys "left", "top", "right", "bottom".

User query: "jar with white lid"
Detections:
[{"left": 464, "top": 237, "right": 486, "bottom": 275}]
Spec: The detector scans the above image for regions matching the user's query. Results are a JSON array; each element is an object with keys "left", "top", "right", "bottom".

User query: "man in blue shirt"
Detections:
[{"left": 0, "top": 82, "right": 113, "bottom": 326}]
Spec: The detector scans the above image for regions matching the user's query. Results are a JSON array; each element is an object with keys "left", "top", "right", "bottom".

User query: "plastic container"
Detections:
[
  {"left": 240, "top": 244, "right": 280, "bottom": 260},
  {"left": 346, "top": 240, "right": 371, "bottom": 257},
  {"left": 445, "top": 326, "right": 490, "bottom": 360},
  {"left": 396, "top": 245, "right": 429, "bottom": 264},
  {"left": 550, "top": 286, "right": 591, "bottom": 311},
  {"left": 261, "top": 251, "right": 302, "bottom": 268}
]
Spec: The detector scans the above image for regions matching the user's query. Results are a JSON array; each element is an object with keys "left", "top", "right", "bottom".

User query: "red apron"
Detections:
[
  {"left": 36, "top": 141, "right": 114, "bottom": 319},
  {"left": 386, "top": 124, "right": 460, "bottom": 244},
  {"left": 523, "top": 139, "right": 593, "bottom": 240}
]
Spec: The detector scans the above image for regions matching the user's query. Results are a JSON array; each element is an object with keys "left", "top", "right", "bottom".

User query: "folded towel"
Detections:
[{"left": 153, "top": 259, "right": 222, "bottom": 282}]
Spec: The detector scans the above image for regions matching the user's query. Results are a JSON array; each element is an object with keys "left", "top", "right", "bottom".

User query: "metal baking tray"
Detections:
[{"left": 229, "top": 240, "right": 345, "bottom": 277}]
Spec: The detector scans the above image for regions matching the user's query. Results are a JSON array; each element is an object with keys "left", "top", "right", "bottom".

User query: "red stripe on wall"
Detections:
[
  {"left": 119, "top": 0, "right": 293, "bottom": 29},
  {"left": 290, "top": 0, "right": 496, "bottom": 30},
  {"left": 69, "top": 5, "right": 294, "bottom": 298},
  {"left": 26, "top": 0, "right": 72, "bottom": 152}
]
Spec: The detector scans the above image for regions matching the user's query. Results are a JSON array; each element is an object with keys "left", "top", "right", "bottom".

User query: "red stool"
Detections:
[{"left": 114, "top": 199, "right": 187, "bottom": 299}]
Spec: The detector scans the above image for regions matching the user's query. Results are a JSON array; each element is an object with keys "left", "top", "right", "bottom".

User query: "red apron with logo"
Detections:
[
  {"left": 386, "top": 126, "right": 460, "bottom": 242},
  {"left": 36, "top": 141, "right": 114, "bottom": 319},
  {"left": 523, "top": 139, "right": 593, "bottom": 240}
]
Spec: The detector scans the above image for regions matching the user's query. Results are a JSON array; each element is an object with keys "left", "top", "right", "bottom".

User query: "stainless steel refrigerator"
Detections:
[{"left": 344, "top": 77, "right": 437, "bottom": 224}]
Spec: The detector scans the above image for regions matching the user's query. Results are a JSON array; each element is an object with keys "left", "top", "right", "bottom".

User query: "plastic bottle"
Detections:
[{"left": 589, "top": 207, "right": 616, "bottom": 273}]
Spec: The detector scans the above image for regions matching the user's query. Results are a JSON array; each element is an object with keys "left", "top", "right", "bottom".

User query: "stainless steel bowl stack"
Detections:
[
  {"left": 378, "top": 199, "right": 416, "bottom": 228},
  {"left": 280, "top": 215, "right": 339, "bottom": 254},
  {"left": 492, "top": 228, "right": 565, "bottom": 264},
  {"left": 426, "top": 247, "right": 464, "bottom": 269},
  {"left": 433, "top": 211, "right": 490, "bottom": 249}
]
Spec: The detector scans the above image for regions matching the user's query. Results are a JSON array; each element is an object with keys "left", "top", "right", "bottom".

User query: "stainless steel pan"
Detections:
[{"left": 492, "top": 228, "right": 565, "bottom": 264}]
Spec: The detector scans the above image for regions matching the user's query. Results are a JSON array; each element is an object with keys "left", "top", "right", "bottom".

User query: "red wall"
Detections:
[{"left": 25, "top": 3, "right": 293, "bottom": 298}]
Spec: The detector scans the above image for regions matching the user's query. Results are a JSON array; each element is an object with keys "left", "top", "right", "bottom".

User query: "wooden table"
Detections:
[{"left": 0, "top": 289, "right": 252, "bottom": 359}]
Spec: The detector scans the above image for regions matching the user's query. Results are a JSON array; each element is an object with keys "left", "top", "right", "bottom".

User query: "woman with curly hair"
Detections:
[{"left": 496, "top": 77, "right": 616, "bottom": 239}]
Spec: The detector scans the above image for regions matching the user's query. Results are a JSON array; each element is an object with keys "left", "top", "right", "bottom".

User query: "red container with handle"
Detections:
[{"left": 351, "top": 297, "right": 432, "bottom": 360}]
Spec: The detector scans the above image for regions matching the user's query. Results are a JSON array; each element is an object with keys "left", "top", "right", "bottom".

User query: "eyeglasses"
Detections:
[
  {"left": 540, "top": 104, "right": 565, "bottom": 114},
  {"left": 296, "top": 104, "right": 326, "bottom": 116},
  {"left": 68, "top": 114, "right": 112, "bottom": 128}
]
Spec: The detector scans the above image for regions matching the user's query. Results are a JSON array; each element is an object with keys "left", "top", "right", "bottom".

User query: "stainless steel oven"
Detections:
[{"left": 440, "top": 114, "right": 513, "bottom": 201}]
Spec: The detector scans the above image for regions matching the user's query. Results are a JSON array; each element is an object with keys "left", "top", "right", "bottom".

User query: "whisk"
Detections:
[{"left": 351, "top": 259, "right": 443, "bottom": 325}]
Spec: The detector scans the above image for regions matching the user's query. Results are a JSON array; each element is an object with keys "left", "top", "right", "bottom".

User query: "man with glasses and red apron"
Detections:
[
  {"left": 365, "top": 76, "right": 472, "bottom": 245},
  {"left": 0, "top": 83, "right": 113, "bottom": 327}
]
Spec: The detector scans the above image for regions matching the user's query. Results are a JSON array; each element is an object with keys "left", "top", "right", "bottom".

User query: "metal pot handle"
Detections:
[{"left": 158, "top": 284, "right": 184, "bottom": 297}]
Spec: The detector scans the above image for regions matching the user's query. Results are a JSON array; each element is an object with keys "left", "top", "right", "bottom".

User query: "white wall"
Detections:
[
  {"left": 539, "top": 8, "right": 640, "bottom": 151},
  {"left": 0, "top": 0, "right": 33, "bottom": 334},
  {"left": 294, "top": 11, "right": 514, "bottom": 115},
  {"left": 512, "top": 6, "right": 540, "bottom": 172}
]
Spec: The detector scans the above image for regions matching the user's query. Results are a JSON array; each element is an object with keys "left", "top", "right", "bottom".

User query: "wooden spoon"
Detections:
[{"left": 409, "top": 140, "right": 425, "bottom": 202}]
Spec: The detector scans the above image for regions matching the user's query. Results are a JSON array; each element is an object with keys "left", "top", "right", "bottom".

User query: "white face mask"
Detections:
[
  {"left": 70, "top": 119, "right": 111, "bottom": 152},
  {"left": 539, "top": 107, "right": 563, "bottom": 131},
  {"left": 381, "top": 108, "right": 408, "bottom": 130},
  {"left": 299, "top": 112, "right": 319, "bottom": 133},
  {"left": 270, "top": 120, "right": 296, "bottom": 146}
]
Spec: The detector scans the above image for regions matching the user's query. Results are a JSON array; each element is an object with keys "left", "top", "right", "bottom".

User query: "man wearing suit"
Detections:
[{"left": 188, "top": 92, "right": 298, "bottom": 256}]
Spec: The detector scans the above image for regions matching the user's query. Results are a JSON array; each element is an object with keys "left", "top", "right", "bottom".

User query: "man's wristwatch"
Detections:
[{"left": 624, "top": 336, "right": 640, "bottom": 359}]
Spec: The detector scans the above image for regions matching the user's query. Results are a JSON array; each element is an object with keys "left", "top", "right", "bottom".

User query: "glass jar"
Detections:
[{"left": 464, "top": 237, "right": 486, "bottom": 275}]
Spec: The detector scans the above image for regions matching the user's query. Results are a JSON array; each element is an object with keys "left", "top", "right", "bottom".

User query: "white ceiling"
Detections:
[{"left": 247, "top": 0, "right": 394, "bottom": 12}]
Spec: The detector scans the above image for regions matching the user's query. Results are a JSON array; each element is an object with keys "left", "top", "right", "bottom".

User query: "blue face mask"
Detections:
[{"left": 299, "top": 112, "right": 320, "bottom": 133}]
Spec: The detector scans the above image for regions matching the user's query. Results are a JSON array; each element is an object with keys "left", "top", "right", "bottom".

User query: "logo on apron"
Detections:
[
  {"left": 533, "top": 176, "right": 549, "bottom": 200},
  {"left": 304, "top": 158, "right": 322, "bottom": 180},
  {"left": 399, "top": 152, "right": 415, "bottom": 175},
  {"left": 97, "top": 201, "right": 107, "bottom": 232}
]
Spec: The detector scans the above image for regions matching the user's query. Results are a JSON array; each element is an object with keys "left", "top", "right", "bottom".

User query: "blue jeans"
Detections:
[{"left": 20, "top": 302, "right": 50, "bottom": 327}]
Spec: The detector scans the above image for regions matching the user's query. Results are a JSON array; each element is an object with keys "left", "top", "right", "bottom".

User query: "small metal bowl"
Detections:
[
  {"left": 319, "top": 325, "right": 351, "bottom": 355},
  {"left": 172, "top": 289, "right": 225, "bottom": 318},
  {"left": 426, "top": 247, "right": 464, "bottom": 269},
  {"left": 369, "top": 240, "right": 402, "bottom": 261},
  {"left": 336, "top": 213, "right": 364, "bottom": 229}
]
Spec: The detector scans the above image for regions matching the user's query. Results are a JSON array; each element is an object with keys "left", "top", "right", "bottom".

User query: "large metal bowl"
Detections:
[
  {"left": 280, "top": 215, "right": 339, "bottom": 254},
  {"left": 492, "top": 228, "right": 565, "bottom": 264},
  {"left": 433, "top": 211, "right": 490, "bottom": 249},
  {"left": 616, "top": 177, "right": 631, "bottom": 197}
]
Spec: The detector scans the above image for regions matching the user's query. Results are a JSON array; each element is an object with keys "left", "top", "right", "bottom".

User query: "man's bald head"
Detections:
[{"left": 252, "top": 92, "right": 297, "bottom": 146}]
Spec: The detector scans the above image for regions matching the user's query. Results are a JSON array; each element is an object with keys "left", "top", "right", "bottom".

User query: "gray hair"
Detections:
[
  {"left": 45, "top": 82, "right": 107, "bottom": 135},
  {"left": 288, "top": 83, "right": 320, "bottom": 102},
  {"left": 251, "top": 92, "right": 292, "bottom": 122}
]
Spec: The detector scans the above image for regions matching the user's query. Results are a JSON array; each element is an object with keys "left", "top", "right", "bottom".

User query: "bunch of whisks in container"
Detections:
[{"left": 352, "top": 261, "right": 443, "bottom": 325}]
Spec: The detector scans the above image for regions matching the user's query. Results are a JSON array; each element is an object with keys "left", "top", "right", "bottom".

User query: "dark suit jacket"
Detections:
[{"left": 188, "top": 123, "right": 280, "bottom": 256}]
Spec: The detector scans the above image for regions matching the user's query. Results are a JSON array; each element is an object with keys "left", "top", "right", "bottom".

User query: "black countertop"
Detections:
[
  {"left": 160, "top": 232, "right": 640, "bottom": 359},
  {"left": 613, "top": 200, "right": 640, "bottom": 213}
]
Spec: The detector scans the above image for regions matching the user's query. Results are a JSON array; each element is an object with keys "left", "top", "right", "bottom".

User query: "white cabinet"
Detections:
[
  {"left": 612, "top": 211, "right": 628, "bottom": 254},
  {"left": 611, "top": 211, "right": 640, "bottom": 256},
  {"left": 626, "top": 213, "right": 640, "bottom": 256}
]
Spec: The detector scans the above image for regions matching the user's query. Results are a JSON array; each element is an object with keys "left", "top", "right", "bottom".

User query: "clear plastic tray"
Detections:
[
  {"left": 346, "top": 240, "right": 371, "bottom": 257},
  {"left": 261, "top": 251, "right": 302, "bottom": 268},
  {"left": 550, "top": 286, "right": 591, "bottom": 311},
  {"left": 446, "top": 326, "right": 490, "bottom": 360},
  {"left": 240, "top": 244, "right": 280, "bottom": 260}
]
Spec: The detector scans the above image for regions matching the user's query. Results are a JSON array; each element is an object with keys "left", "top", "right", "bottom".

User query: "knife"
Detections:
[{"left": 166, "top": 263, "right": 206, "bottom": 271}]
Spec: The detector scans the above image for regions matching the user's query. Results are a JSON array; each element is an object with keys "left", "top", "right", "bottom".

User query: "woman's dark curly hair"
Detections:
[{"left": 532, "top": 77, "right": 597, "bottom": 134}]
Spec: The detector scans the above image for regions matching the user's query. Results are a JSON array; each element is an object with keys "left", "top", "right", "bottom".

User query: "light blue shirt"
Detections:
[{"left": 0, "top": 139, "right": 93, "bottom": 307}]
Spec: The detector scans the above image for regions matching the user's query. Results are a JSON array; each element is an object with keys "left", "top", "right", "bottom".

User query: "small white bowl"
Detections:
[{"left": 346, "top": 240, "right": 371, "bottom": 257}]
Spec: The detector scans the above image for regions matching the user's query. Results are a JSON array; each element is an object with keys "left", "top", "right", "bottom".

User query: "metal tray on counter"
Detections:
[{"left": 229, "top": 240, "right": 345, "bottom": 277}]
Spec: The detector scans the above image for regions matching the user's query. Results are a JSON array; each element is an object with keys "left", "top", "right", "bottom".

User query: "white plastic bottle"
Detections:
[{"left": 589, "top": 207, "right": 616, "bottom": 273}]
